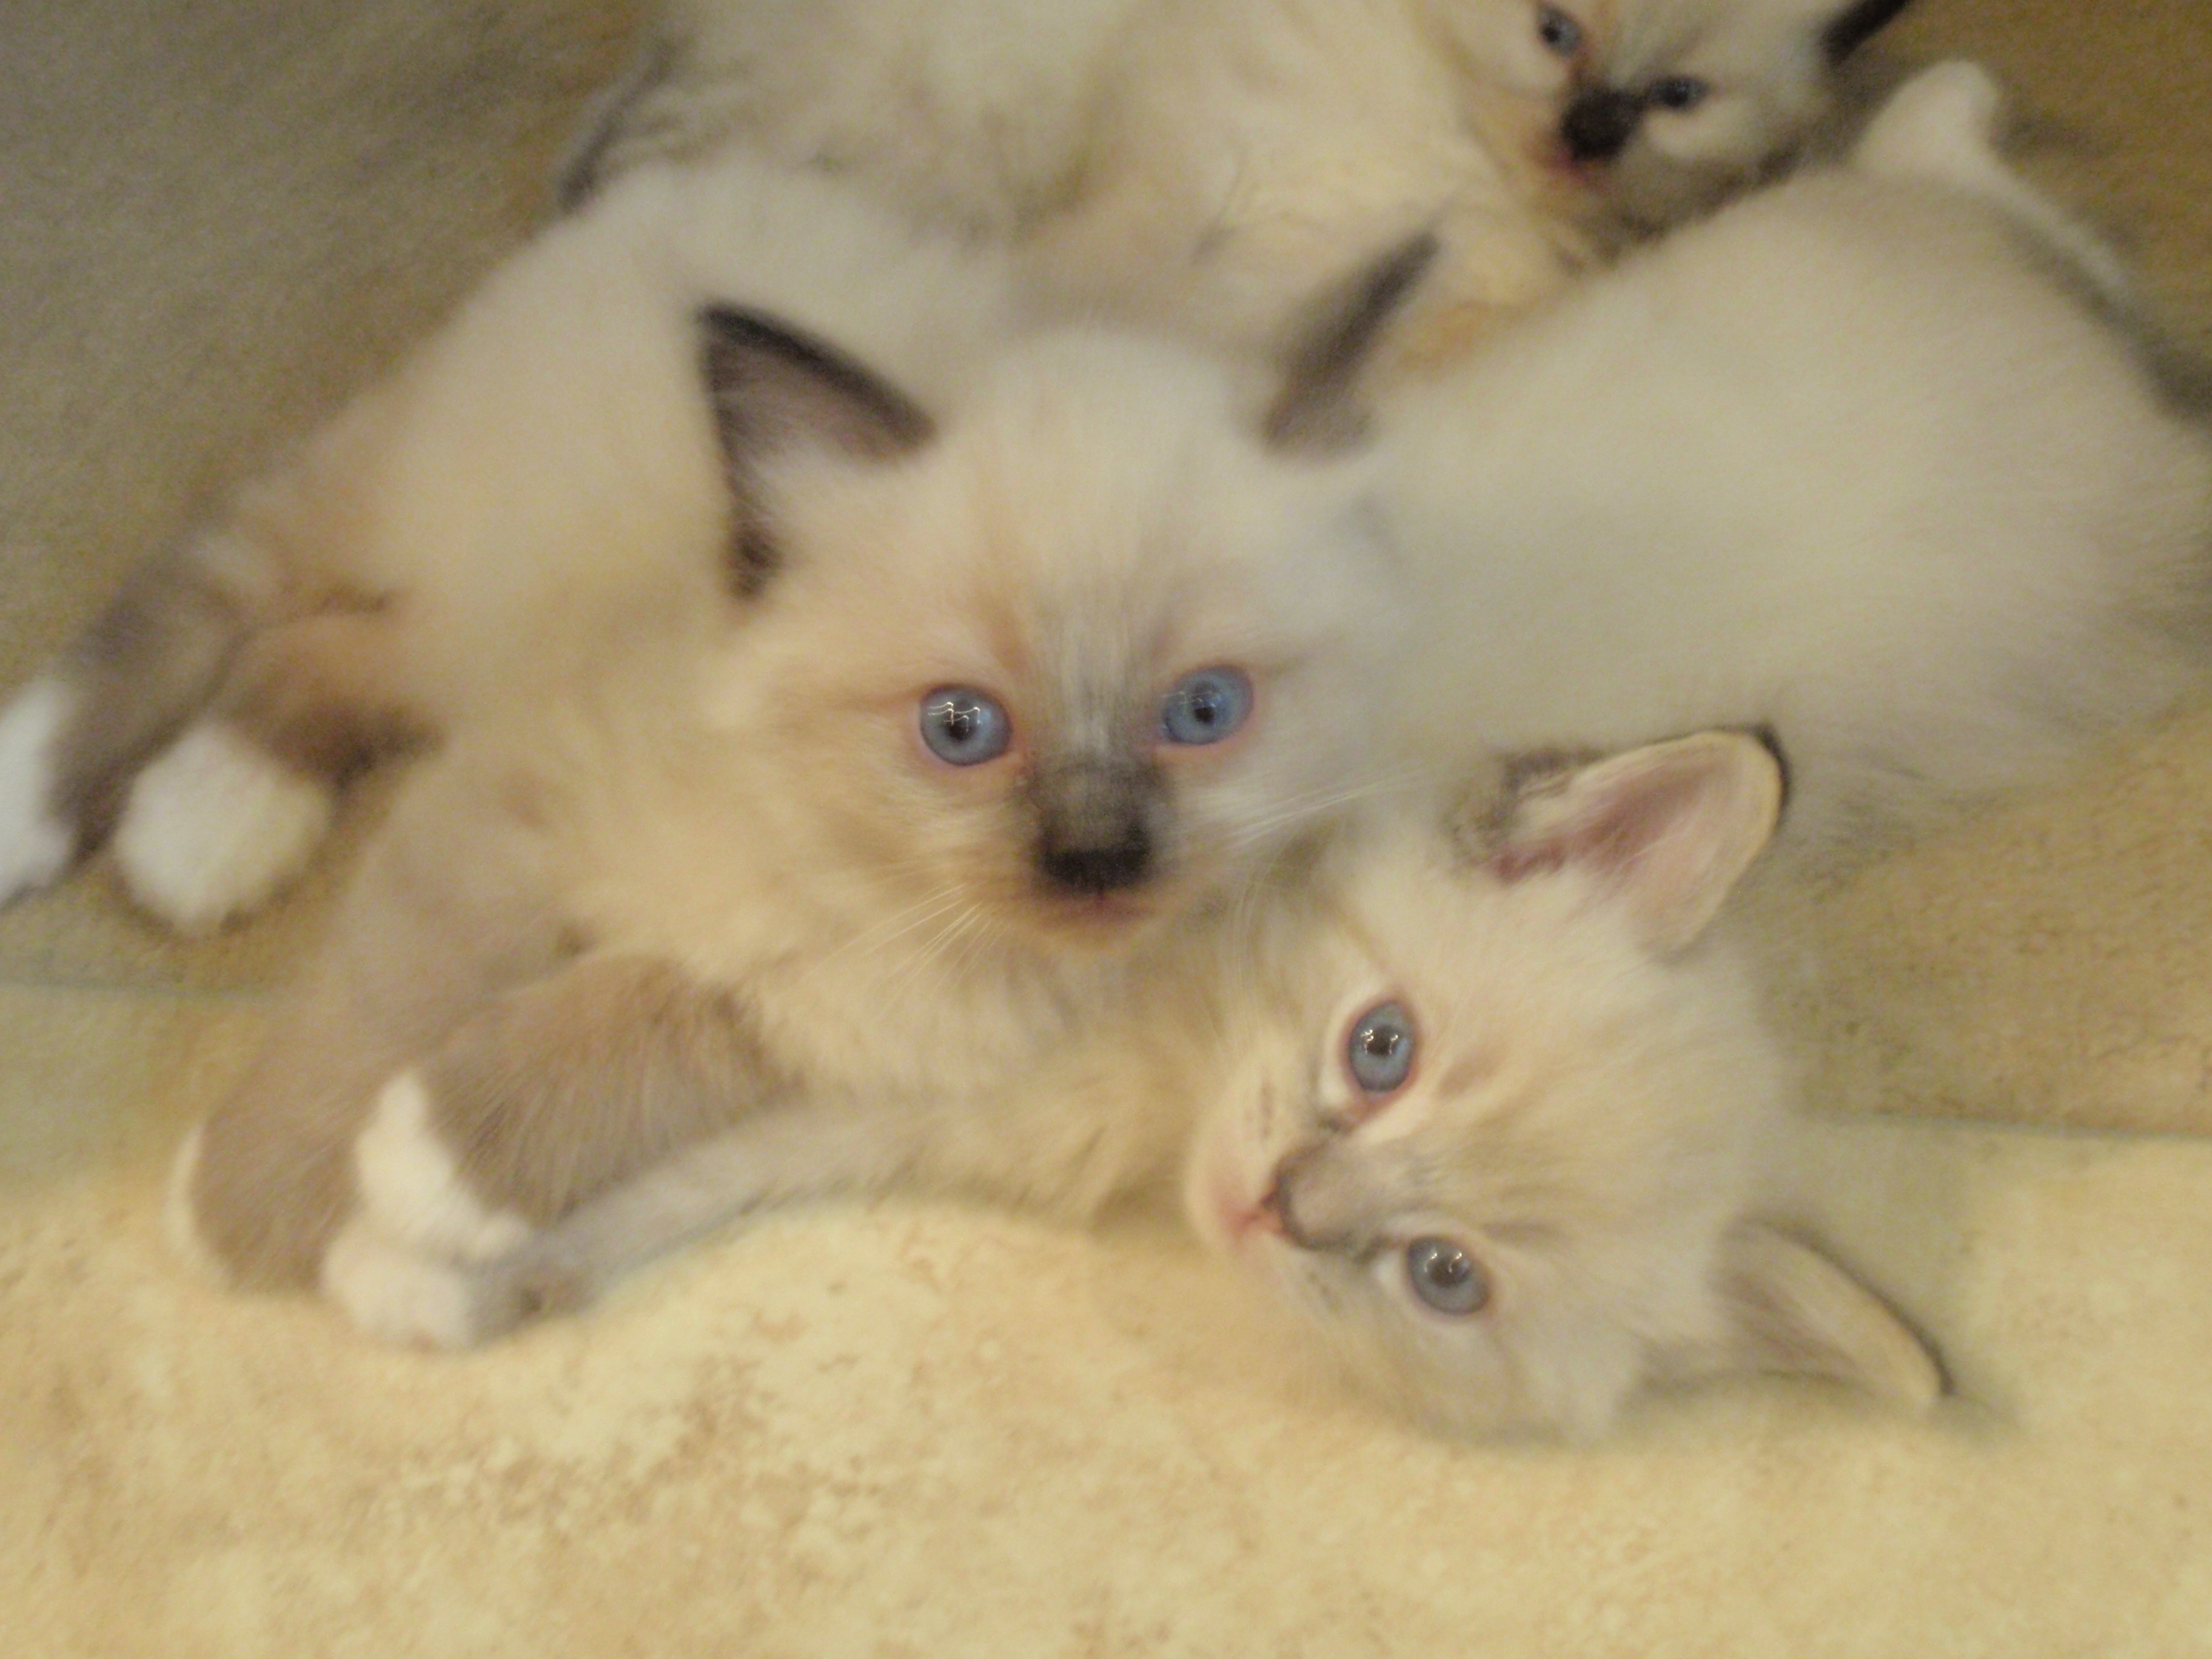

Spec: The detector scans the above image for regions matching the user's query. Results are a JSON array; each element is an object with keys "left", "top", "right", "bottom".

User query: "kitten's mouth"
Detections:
[{"left": 1028, "top": 886, "right": 1161, "bottom": 940}]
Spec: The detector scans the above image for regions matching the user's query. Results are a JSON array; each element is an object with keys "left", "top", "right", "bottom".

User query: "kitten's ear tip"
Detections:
[
  {"left": 1712, "top": 1221, "right": 1948, "bottom": 1412},
  {"left": 1263, "top": 231, "right": 1441, "bottom": 454},
  {"left": 1823, "top": 0, "right": 1919, "bottom": 65}
]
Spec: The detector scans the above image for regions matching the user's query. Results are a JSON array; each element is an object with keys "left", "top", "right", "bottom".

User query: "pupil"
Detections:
[
  {"left": 1426, "top": 1250, "right": 1470, "bottom": 1289},
  {"left": 1364, "top": 1027, "right": 1397, "bottom": 1057}
]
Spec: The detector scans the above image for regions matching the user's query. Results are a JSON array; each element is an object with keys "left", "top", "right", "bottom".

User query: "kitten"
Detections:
[
  {"left": 0, "top": 154, "right": 1021, "bottom": 929},
  {"left": 558, "top": 0, "right": 1920, "bottom": 371},
  {"left": 250, "top": 729, "right": 1936, "bottom": 1440},
  {"left": 1185, "top": 731, "right": 1942, "bottom": 1437},
  {"left": 1358, "top": 61, "right": 2212, "bottom": 865},
  {"left": 164, "top": 300, "right": 1401, "bottom": 1336}
]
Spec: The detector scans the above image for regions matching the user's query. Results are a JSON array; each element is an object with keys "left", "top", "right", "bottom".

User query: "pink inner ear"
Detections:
[
  {"left": 1482, "top": 734, "right": 1780, "bottom": 951},
  {"left": 1490, "top": 766, "right": 1706, "bottom": 886}
]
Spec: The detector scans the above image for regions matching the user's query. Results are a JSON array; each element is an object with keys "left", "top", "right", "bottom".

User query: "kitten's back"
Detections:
[{"left": 1377, "top": 148, "right": 2212, "bottom": 857}]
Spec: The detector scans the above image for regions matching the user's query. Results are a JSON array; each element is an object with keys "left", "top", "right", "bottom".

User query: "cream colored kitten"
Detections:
[
  {"left": 166, "top": 314, "right": 1399, "bottom": 1332},
  {"left": 1187, "top": 733, "right": 1939, "bottom": 1437},
  {"left": 0, "top": 155, "right": 1020, "bottom": 928},
  {"left": 281, "top": 731, "right": 1934, "bottom": 1439},
  {"left": 561, "top": 0, "right": 1920, "bottom": 372},
  {"left": 1360, "top": 62, "right": 2212, "bottom": 864}
]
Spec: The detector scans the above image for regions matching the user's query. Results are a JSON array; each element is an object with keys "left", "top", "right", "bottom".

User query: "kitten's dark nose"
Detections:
[
  {"left": 1562, "top": 87, "right": 1644, "bottom": 163},
  {"left": 1033, "top": 760, "right": 1158, "bottom": 896},
  {"left": 1037, "top": 825, "right": 1152, "bottom": 895}
]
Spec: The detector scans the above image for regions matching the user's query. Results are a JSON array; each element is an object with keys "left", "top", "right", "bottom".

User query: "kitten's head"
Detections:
[
  {"left": 1436, "top": 0, "right": 1919, "bottom": 228},
  {"left": 691, "top": 307, "right": 1398, "bottom": 956},
  {"left": 1187, "top": 732, "right": 1943, "bottom": 1438}
]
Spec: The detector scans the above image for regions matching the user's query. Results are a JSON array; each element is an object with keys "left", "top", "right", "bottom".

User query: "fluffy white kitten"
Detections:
[
  {"left": 0, "top": 155, "right": 1020, "bottom": 929},
  {"left": 1362, "top": 61, "right": 2212, "bottom": 862},
  {"left": 561, "top": 0, "right": 1921, "bottom": 370}
]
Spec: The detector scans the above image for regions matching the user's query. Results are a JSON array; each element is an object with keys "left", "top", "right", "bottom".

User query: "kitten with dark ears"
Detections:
[
  {"left": 559, "top": 0, "right": 1921, "bottom": 372},
  {"left": 0, "top": 155, "right": 1021, "bottom": 929},
  {"left": 163, "top": 306, "right": 1400, "bottom": 1330}
]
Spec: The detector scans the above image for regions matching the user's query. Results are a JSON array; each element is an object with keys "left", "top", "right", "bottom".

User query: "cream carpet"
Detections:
[{"left": 2, "top": 0, "right": 2209, "bottom": 1652}]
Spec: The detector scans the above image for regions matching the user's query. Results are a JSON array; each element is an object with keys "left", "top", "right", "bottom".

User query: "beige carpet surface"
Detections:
[{"left": 2, "top": 0, "right": 2210, "bottom": 1653}]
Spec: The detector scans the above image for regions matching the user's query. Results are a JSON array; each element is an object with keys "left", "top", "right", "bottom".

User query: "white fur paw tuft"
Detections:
[
  {"left": 353, "top": 1071, "right": 535, "bottom": 1263},
  {"left": 162, "top": 1122, "right": 232, "bottom": 1287},
  {"left": 112, "top": 721, "right": 335, "bottom": 933},
  {"left": 0, "top": 678, "right": 79, "bottom": 907},
  {"left": 320, "top": 1221, "right": 498, "bottom": 1350}
]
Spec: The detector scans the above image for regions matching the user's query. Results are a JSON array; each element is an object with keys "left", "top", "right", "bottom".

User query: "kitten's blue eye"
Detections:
[
  {"left": 1406, "top": 1237, "right": 1490, "bottom": 1316},
  {"left": 1346, "top": 1001, "right": 1416, "bottom": 1095},
  {"left": 1647, "top": 76, "right": 1710, "bottom": 112},
  {"left": 1159, "top": 667, "right": 1253, "bottom": 746},
  {"left": 919, "top": 687, "right": 1011, "bottom": 765},
  {"left": 1537, "top": 4, "right": 1584, "bottom": 56}
]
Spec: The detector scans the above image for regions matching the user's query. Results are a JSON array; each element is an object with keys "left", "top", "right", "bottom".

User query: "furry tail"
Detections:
[{"left": 0, "top": 399, "right": 423, "bottom": 929}]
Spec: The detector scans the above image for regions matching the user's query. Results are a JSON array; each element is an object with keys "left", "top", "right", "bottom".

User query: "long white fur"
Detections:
[{"left": 1369, "top": 64, "right": 2212, "bottom": 859}]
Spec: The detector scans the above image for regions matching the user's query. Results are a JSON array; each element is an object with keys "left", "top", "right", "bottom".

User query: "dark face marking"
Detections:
[
  {"left": 1561, "top": 87, "right": 1647, "bottom": 163},
  {"left": 1822, "top": 0, "right": 1917, "bottom": 65},
  {"left": 1030, "top": 759, "right": 1161, "bottom": 897}
]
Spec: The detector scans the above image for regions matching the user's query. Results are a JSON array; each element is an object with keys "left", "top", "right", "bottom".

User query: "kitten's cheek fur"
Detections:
[
  {"left": 0, "top": 677, "right": 79, "bottom": 906},
  {"left": 350, "top": 1071, "right": 535, "bottom": 1263},
  {"left": 113, "top": 721, "right": 337, "bottom": 933}
]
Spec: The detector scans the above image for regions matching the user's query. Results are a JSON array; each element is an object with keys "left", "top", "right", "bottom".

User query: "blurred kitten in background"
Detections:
[{"left": 558, "top": 0, "right": 1921, "bottom": 372}]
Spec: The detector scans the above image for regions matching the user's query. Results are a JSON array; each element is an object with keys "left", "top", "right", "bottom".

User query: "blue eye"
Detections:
[
  {"left": 919, "top": 687, "right": 1011, "bottom": 765},
  {"left": 1647, "top": 75, "right": 1710, "bottom": 111},
  {"left": 1406, "top": 1237, "right": 1490, "bottom": 1315},
  {"left": 1346, "top": 1001, "right": 1416, "bottom": 1096},
  {"left": 1537, "top": 4, "right": 1584, "bottom": 56},
  {"left": 1159, "top": 666, "right": 1253, "bottom": 746}
]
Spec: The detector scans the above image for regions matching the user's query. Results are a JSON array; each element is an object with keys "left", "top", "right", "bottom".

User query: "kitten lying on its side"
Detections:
[
  {"left": 1360, "top": 61, "right": 2212, "bottom": 864},
  {"left": 209, "top": 721, "right": 1936, "bottom": 1440},
  {"left": 561, "top": 0, "right": 1920, "bottom": 372},
  {"left": 0, "top": 156, "right": 1019, "bottom": 930}
]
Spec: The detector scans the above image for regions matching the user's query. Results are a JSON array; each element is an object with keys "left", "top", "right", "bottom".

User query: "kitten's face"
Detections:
[
  {"left": 1185, "top": 736, "right": 1941, "bottom": 1437},
  {"left": 703, "top": 329, "right": 1397, "bottom": 956},
  {"left": 1187, "top": 822, "right": 1777, "bottom": 1435},
  {"left": 1449, "top": 0, "right": 1915, "bottom": 227}
]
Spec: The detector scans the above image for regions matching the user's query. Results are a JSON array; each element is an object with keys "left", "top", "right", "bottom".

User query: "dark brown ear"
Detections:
[
  {"left": 1488, "top": 731, "right": 1785, "bottom": 953},
  {"left": 1262, "top": 232, "right": 1439, "bottom": 454},
  {"left": 699, "top": 306, "right": 937, "bottom": 595},
  {"left": 1823, "top": 0, "right": 1916, "bottom": 64}
]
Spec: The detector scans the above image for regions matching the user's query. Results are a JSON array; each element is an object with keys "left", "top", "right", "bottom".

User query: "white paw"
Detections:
[
  {"left": 112, "top": 721, "right": 335, "bottom": 932},
  {"left": 1855, "top": 61, "right": 2006, "bottom": 182},
  {"left": 353, "top": 1071, "right": 535, "bottom": 1263},
  {"left": 320, "top": 1220, "right": 498, "bottom": 1350},
  {"left": 163, "top": 1122, "right": 232, "bottom": 1287},
  {"left": 0, "top": 677, "right": 78, "bottom": 907}
]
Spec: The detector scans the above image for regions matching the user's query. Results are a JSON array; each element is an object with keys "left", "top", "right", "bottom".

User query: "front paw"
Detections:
[
  {"left": 352, "top": 1070, "right": 534, "bottom": 1262},
  {"left": 318, "top": 1220, "right": 515, "bottom": 1349},
  {"left": 318, "top": 1219, "right": 591, "bottom": 1350}
]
